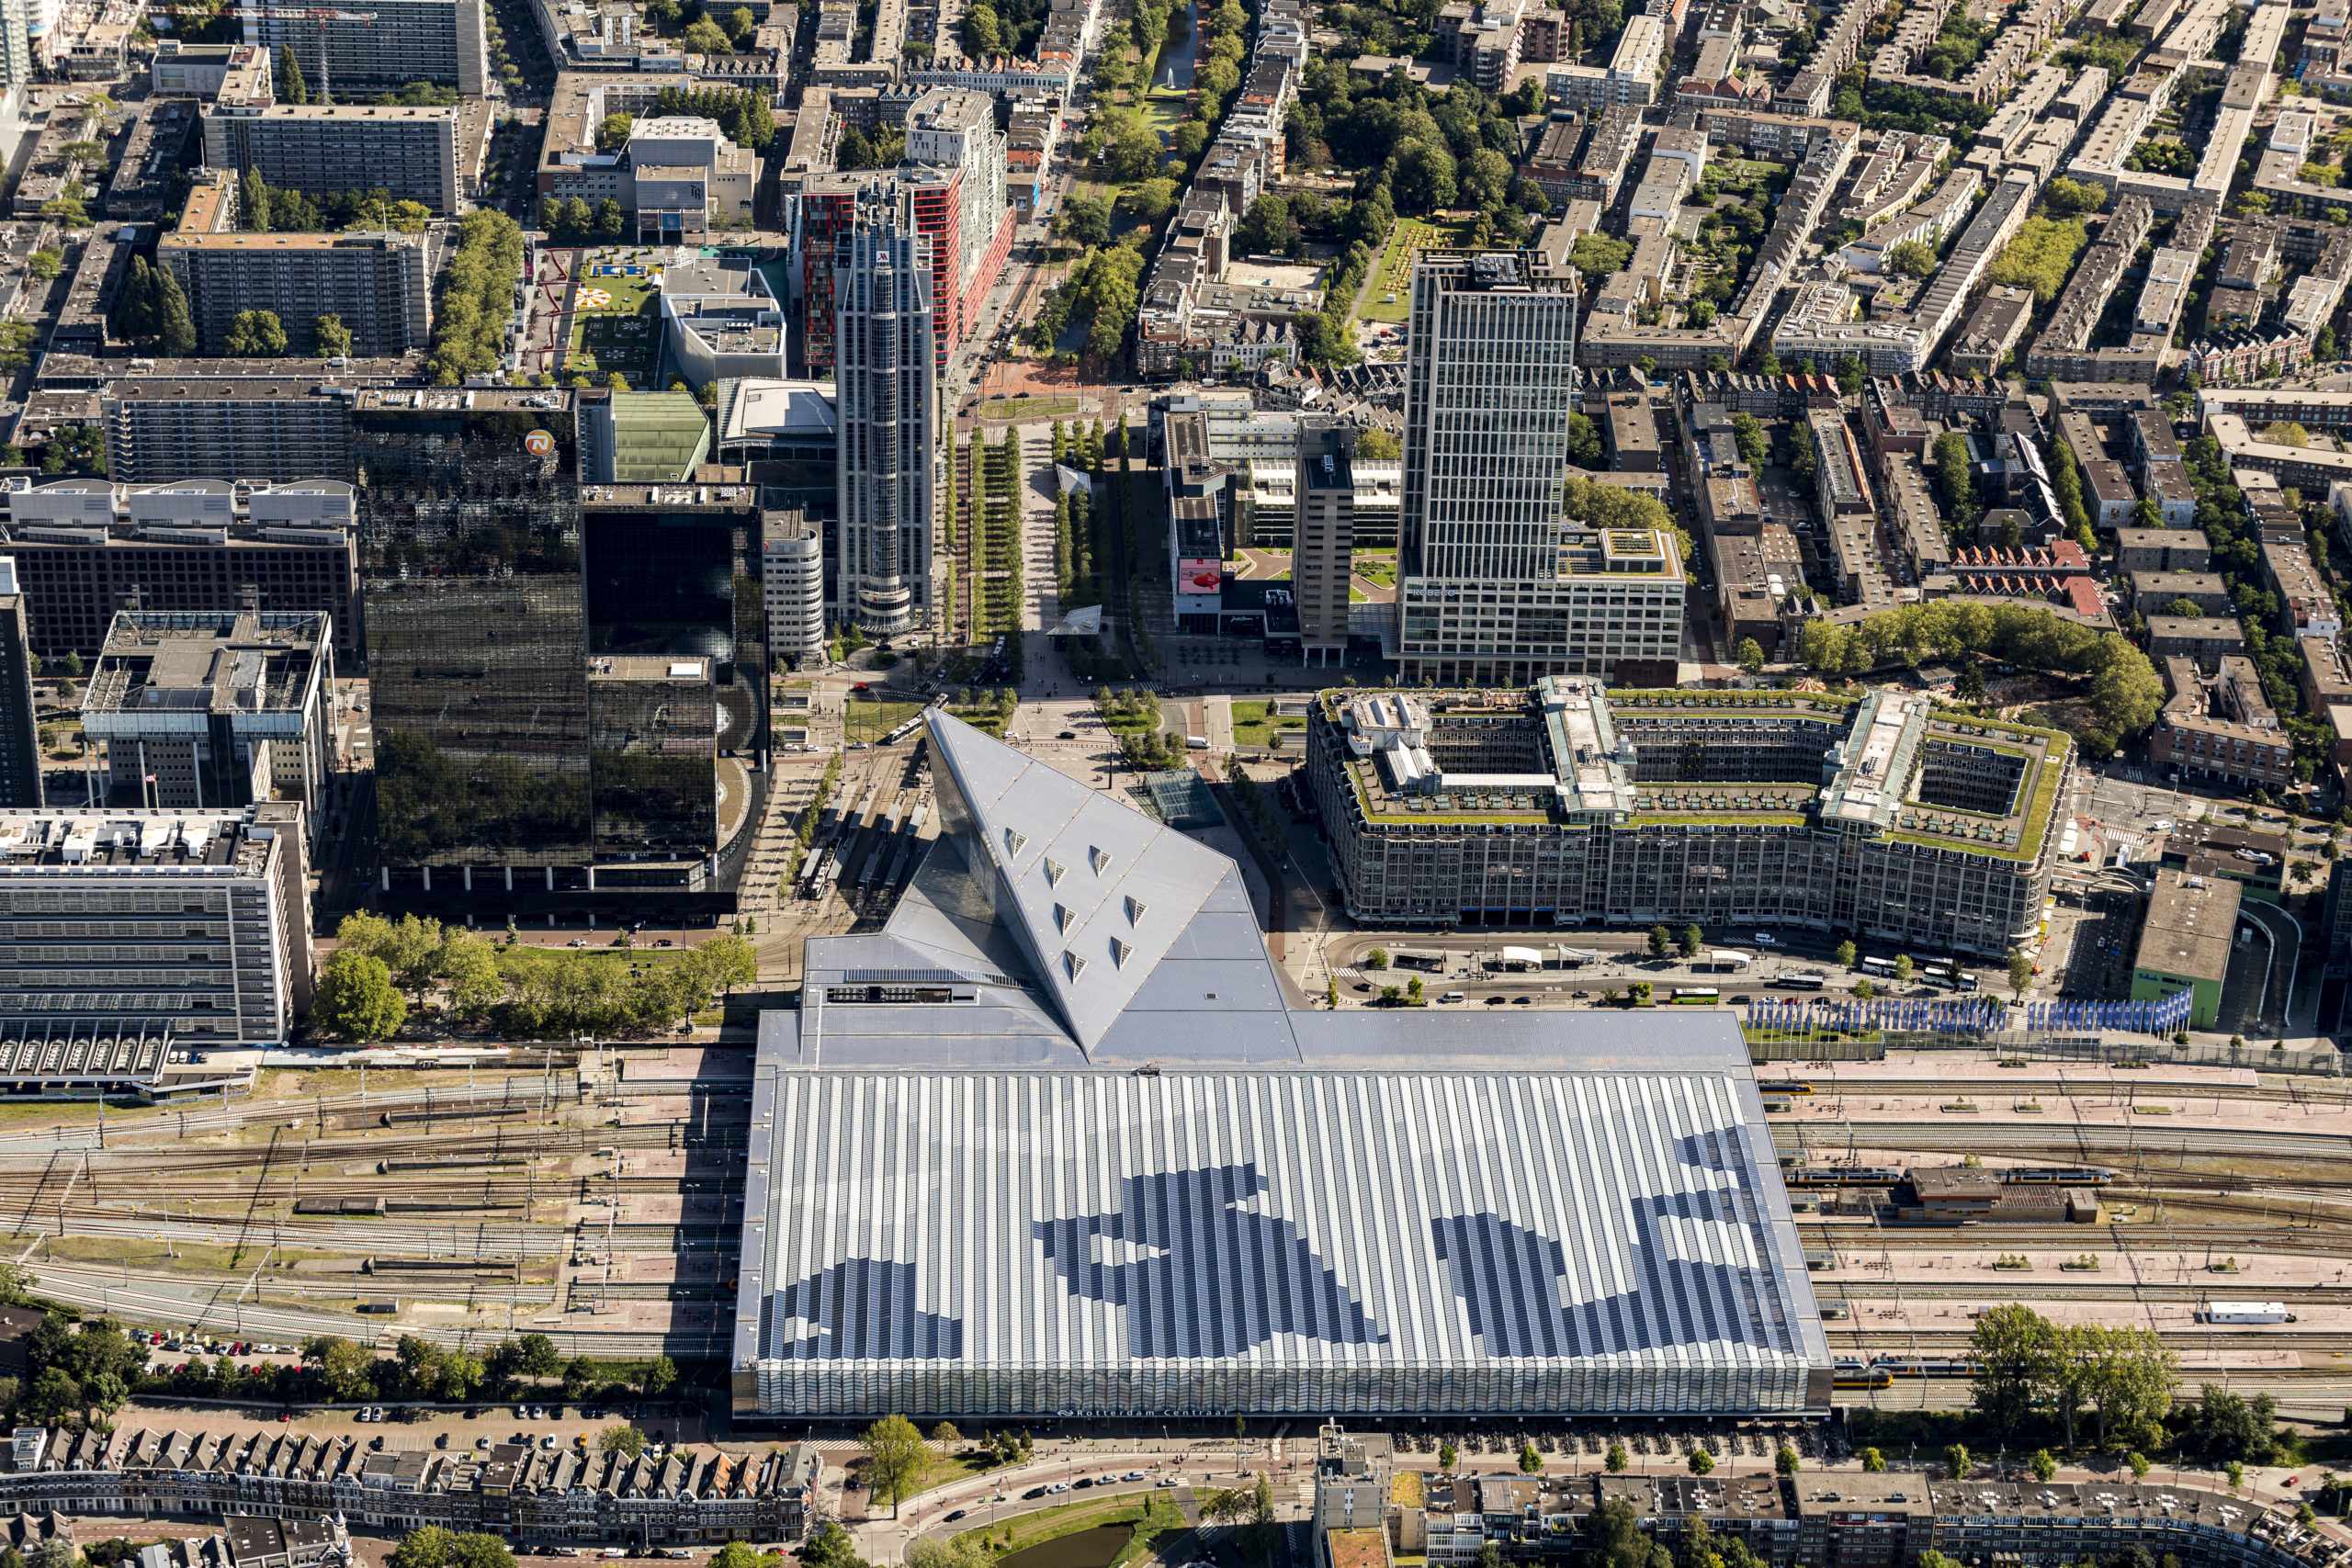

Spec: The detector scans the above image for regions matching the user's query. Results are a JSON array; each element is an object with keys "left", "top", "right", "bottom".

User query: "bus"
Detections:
[
  {"left": 1781, "top": 970, "right": 1827, "bottom": 990},
  {"left": 1860, "top": 956, "right": 1897, "bottom": 976},
  {"left": 1953, "top": 971, "right": 1979, "bottom": 991},
  {"left": 1670, "top": 987, "right": 1720, "bottom": 1004},
  {"left": 1918, "top": 964, "right": 1955, "bottom": 987}
]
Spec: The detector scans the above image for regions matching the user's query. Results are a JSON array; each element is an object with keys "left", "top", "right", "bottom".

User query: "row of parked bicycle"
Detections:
[{"left": 1392, "top": 1427, "right": 1847, "bottom": 1462}]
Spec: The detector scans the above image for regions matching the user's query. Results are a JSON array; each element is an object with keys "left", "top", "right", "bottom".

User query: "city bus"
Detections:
[
  {"left": 1670, "top": 987, "right": 1720, "bottom": 1004},
  {"left": 1860, "top": 956, "right": 1898, "bottom": 976},
  {"left": 1781, "top": 970, "right": 1827, "bottom": 989}
]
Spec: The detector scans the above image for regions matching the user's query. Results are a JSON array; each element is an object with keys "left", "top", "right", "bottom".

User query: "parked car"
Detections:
[{"left": 1122, "top": 1471, "right": 1146, "bottom": 1482}]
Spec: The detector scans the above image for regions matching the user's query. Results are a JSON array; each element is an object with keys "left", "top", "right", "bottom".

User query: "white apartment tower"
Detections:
[
  {"left": 903, "top": 88, "right": 1008, "bottom": 329},
  {"left": 763, "top": 521, "right": 828, "bottom": 667},
  {"left": 1395, "top": 250, "right": 1663, "bottom": 687},
  {"left": 833, "top": 191, "right": 937, "bottom": 636}
]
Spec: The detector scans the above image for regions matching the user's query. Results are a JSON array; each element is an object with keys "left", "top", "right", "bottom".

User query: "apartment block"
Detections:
[
  {"left": 1310, "top": 682, "right": 2067, "bottom": 956},
  {"left": 250, "top": 0, "right": 487, "bottom": 96},
  {"left": 161, "top": 179, "right": 433, "bottom": 358},
  {"left": 0, "top": 561, "right": 37, "bottom": 809},
  {"left": 101, "top": 378, "right": 358, "bottom": 485},
  {"left": 201, "top": 104, "right": 460, "bottom": 216}
]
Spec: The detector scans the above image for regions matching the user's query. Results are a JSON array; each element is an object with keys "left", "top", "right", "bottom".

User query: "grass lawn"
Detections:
[
  {"left": 1353, "top": 549, "right": 1396, "bottom": 587},
  {"left": 843, "top": 699, "right": 930, "bottom": 744},
  {"left": 1231, "top": 700, "right": 1307, "bottom": 748},
  {"left": 981, "top": 396, "right": 1080, "bottom": 420},
  {"left": 566, "top": 309, "right": 658, "bottom": 388},
  {"left": 1354, "top": 217, "right": 1476, "bottom": 325}
]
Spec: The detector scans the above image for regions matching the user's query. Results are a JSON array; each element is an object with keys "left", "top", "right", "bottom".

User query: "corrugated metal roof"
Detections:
[{"left": 741, "top": 1070, "right": 1822, "bottom": 1412}]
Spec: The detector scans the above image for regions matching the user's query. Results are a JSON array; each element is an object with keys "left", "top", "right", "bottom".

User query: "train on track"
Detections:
[
  {"left": 1832, "top": 1359, "right": 1982, "bottom": 1387},
  {"left": 1782, "top": 1164, "right": 2114, "bottom": 1187}
]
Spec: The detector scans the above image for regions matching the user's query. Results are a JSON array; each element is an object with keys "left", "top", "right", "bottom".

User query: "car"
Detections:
[
  {"left": 1057, "top": 730, "right": 1078, "bottom": 739},
  {"left": 567, "top": 938, "right": 588, "bottom": 948},
  {"left": 1156, "top": 1477, "right": 1181, "bottom": 1488},
  {"left": 477, "top": 1438, "right": 492, "bottom": 1450},
  {"left": 552, "top": 1551, "right": 584, "bottom": 1560},
  {"left": 542, "top": 1435, "right": 560, "bottom": 1449},
  {"left": 1123, "top": 1471, "right": 1146, "bottom": 1482},
  {"left": 944, "top": 1511, "right": 967, "bottom": 1524},
  {"left": 1484, "top": 995, "right": 1507, "bottom": 1005},
  {"left": 1440, "top": 990, "right": 1465, "bottom": 1002},
  {"left": 1023, "top": 1487, "right": 1048, "bottom": 1500},
  {"left": 1571, "top": 989, "right": 1590, "bottom": 998},
  {"left": 1049, "top": 1482, "right": 1073, "bottom": 1494}
]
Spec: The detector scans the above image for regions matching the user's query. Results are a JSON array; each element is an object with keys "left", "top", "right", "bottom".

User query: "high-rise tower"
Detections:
[
  {"left": 832, "top": 189, "right": 937, "bottom": 637},
  {"left": 1395, "top": 251, "right": 1606, "bottom": 687}
]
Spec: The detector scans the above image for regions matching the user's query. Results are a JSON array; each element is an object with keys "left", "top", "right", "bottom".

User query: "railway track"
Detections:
[{"left": 1773, "top": 1122, "right": 2352, "bottom": 1160}]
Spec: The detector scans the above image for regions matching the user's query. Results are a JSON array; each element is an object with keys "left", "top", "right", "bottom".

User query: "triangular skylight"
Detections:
[
  {"left": 1062, "top": 952, "right": 1087, "bottom": 980},
  {"left": 1125, "top": 896, "right": 1147, "bottom": 925},
  {"left": 1112, "top": 938, "right": 1136, "bottom": 968},
  {"left": 1090, "top": 846, "right": 1112, "bottom": 874},
  {"left": 1053, "top": 903, "right": 1076, "bottom": 933},
  {"left": 1004, "top": 829, "right": 1028, "bottom": 857},
  {"left": 1044, "top": 857, "right": 1067, "bottom": 886}
]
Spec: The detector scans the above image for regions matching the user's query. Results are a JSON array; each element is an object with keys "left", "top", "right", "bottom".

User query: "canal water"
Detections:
[{"left": 998, "top": 1526, "right": 1136, "bottom": 1568}]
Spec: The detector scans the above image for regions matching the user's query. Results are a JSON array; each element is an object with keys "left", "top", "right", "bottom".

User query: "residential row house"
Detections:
[{"left": 0, "top": 1427, "right": 824, "bottom": 1548}]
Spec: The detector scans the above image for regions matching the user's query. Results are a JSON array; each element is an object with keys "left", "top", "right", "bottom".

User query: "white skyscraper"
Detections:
[
  {"left": 833, "top": 189, "right": 938, "bottom": 636},
  {"left": 1392, "top": 250, "right": 1680, "bottom": 687}
]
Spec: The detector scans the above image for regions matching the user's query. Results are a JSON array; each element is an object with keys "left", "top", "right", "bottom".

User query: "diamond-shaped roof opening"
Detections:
[{"left": 921, "top": 708, "right": 1269, "bottom": 1054}]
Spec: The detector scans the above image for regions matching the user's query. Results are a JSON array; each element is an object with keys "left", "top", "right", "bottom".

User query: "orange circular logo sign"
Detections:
[{"left": 525, "top": 429, "right": 556, "bottom": 457}]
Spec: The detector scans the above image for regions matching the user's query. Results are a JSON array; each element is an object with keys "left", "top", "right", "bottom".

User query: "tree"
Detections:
[
  {"left": 1647, "top": 925, "right": 1672, "bottom": 959},
  {"left": 1730, "top": 412, "right": 1769, "bottom": 470},
  {"left": 1835, "top": 940, "right": 1858, "bottom": 968},
  {"left": 26, "top": 250, "right": 58, "bottom": 280},
  {"left": 907, "top": 1544, "right": 991, "bottom": 1568},
  {"left": 447, "top": 1536, "right": 514, "bottom": 1568},
  {"left": 1894, "top": 954, "right": 1913, "bottom": 985},
  {"left": 1689, "top": 1446, "right": 1714, "bottom": 1474},
  {"left": 1933, "top": 431, "right": 1980, "bottom": 530},
  {"left": 929, "top": 1421, "right": 962, "bottom": 1447},
  {"left": 1853, "top": 979, "right": 1877, "bottom": 1000},
  {"left": 641, "top": 1354, "right": 677, "bottom": 1394},
  {"left": 240, "top": 164, "right": 274, "bottom": 231},
  {"left": 1970, "top": 1303, "right": 2059, "bottom": 1438},
  {"left": 1775, "top": 1444, "right": 1800, "bottom": 1475},
  {"left": 390, "top": 1529, "right": 459, "bottom": 1568},
  {"left": 1364, "top": 948, "right": 1389, "bottom": 970},
  {"left": 1860, "top": 1447, "right": 1885, "bottom": 1472},
  {"left": 1125, "top": 177, "right": 1181, "bottom": 225},
  {"left": 1518, "top": 1441, "right": 1542, "bottom": 1473},
  {"left": 596, "top": 111, "right": 635, "bottom": 152},
  {"left": 2258, "top": 421, "right": 2310, "bottom": 447},
  {"left": 858, "top": 1414, "right": 928, "bottom": 1516},
  {"left": 2031, "top": 1450, "right": 2057, "bottom": 1482},
  {"left": 280, "top": 46, "right": 309, "bottom": 104},
  {"left": 1948, "top": 1444, "right": 1972, "bottom": 1480},
  {"left": 1055, "top": 193, "right": 1111, "bottom": 250},
  {"left": 311, "top": 949, "right": 408, "bottom": 1043},
  {"left": 1439, "top": 1439, "right": 1458, "bottom": 1471},
  {"left": 224, "top": 309, "right": 287, "bottom": 356},
  {"left": 2007, "top": 950, "right": 2035, "bottom": 1001},
  {"left": 2180, "top": 1384, "right": 2278, "bottom": 1463},
  {"left": 683, "top": 14, "right": 732, "bottom": 51},
  {"left": 1736, "top": 637, "right": 1765, "bottom": 674},
  {"left": 314, "top": 315, "right": 354, "bottom": 357},
  {"left": 1356, "top": 427, "right": 1401, "bottom": 460},
  {"left": 1605, "top": 1440, "right": 1628, "bottom": 1473},
  {"left": 802, "top": 1525, "right": 865, "bottom": 1568},
  {"left": 1886, "top": 239, "right": 1937, "bottom": 276},
  {"left": 1679, "top": 923, "right": 1702, "bottom": 959},
  {"left": 598, "top": 1425, "right": 645, "bottom": 1457},
  {"left": 155, "top": 265, "right": 197, "bottom": 355}
]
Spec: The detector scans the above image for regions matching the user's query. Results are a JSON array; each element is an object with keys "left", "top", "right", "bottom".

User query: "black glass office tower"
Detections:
[
  {"left": 577, "top": 484, "right": 772, "bottom": 899},
  {"left": 357, "top": 387, "right": 594, "bottom": 905}
]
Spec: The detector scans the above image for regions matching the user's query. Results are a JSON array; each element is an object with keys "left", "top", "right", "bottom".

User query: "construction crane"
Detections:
[{"left": 147, "top": 4, "right": 378, "bottom": 103}]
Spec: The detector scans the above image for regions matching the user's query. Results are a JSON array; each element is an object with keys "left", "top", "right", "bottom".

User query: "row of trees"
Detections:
[
  {"left": 234, "top": 167, "right": 432, "bottom": 234},
  {"left": 311, "top": 912, "right": 757, "bottom": 1043},
  {"left": 1970, "top": 1305, "right": 2178, "bottom": 1450},
  {"left": 428, "top": 210, "right": 525, "bottom": 385},
  {"left": 108, "top": 256, "right": 197, "bottom": 355},
  {"left": 1790, "top": 601, "right": 2164, "bottom": 755}
]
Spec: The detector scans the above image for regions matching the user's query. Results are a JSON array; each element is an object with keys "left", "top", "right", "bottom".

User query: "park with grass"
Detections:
[
  {"left": 1353, "top": 215, "right": 1478, "bottom": 325},
  {"left": 564, "top": 257, "right": 662, "bottom": 387}
]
